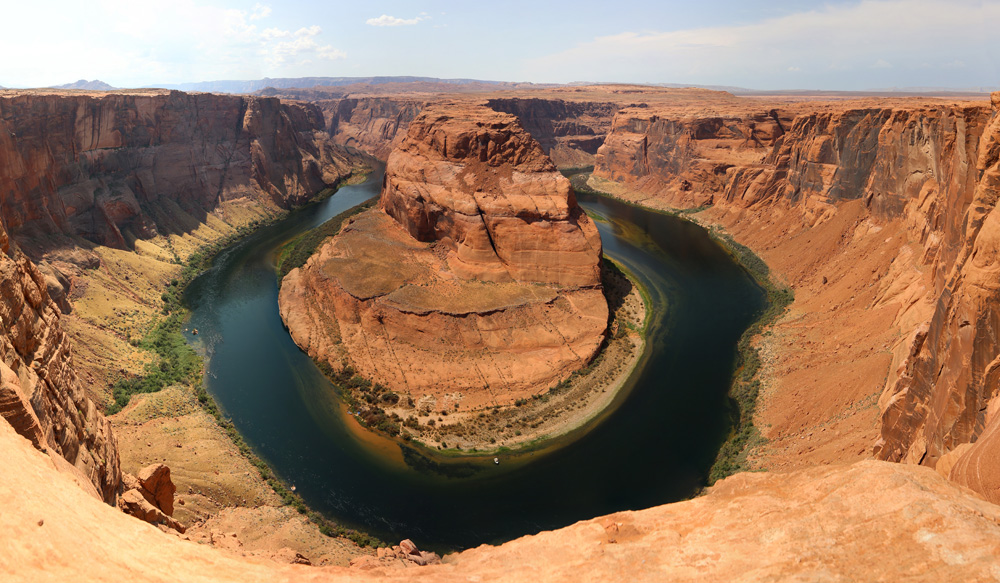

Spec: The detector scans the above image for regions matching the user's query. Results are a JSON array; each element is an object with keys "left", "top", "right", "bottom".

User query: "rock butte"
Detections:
[
  {"left": 8, "top": 84, "right": 1000, "bottom": 580},
  {"left": 279, "top": 105, "right": 608, "bottom": 407}
]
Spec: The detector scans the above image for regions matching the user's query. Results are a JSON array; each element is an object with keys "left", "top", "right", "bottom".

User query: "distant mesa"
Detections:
[
  {"left": 279, "top": 104, "right": 608, "bottom": 409},
  {"left": 50, "top": 79, "right": 116, "bottom": 90},
  {"left": 162, "top": 76, "right": 531, "bottom": 95}
]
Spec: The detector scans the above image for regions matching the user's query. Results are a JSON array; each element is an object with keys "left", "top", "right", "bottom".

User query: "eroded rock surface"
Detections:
[
  {"left": 587, "top": 93, "right": 1000, "bottom": 504},
  {"left": 0, "top": 89, "right": 359, "bottom": 253},
  {"left": 0, "top": 219, "right": 119, "bottom": 502},
  {"left": 280, "top": 105, "right": 607, "bottom": 406}
]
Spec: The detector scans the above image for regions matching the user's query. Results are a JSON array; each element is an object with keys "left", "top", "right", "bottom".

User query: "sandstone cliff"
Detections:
[
  {"left": 589, "top": 95, "right": 1000, "bottom": 504},
  {"left": 0, "top": 90, "right": 357, "bottom": 252},
  {"left": 0, "top": 219, "right": 119, "bottom": 502},
  {"left": 316, "top": 95, "right": 617, "bottom": 168},
  {"left": 280, "top": 105, "right": 607, "bottom": 407},
  {"left": 0, "top": 89, "right": 364, "bottom": 506},
  {"left": 319, "top": 97, "right": 426, "bottom": 160},
  {"left": 485, "top": 98, "right": 619, "bottom": 168}
]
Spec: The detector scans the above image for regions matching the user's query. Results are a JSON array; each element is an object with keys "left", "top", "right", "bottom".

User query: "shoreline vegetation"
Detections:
[
  {"left": 567, "top": 168, "right": 794, "bottom": 484},
  {"left": 105, "top": 167, "right": 384, "bottom": 548},
  {"left": 564, "top": 166, "right": 795, "bottom": 486},
  {"left": 272, "top": 170, "right": 652, "bottom": 460},
  {"left": 297, "top": 254, "right": 650, "bottom": 460}
]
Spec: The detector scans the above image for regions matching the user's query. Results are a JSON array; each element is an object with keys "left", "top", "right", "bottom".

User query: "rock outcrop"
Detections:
[
  {"left": 119, "top": 463, "right": 183, "bottom": 532},
  {"left": 0, "top": 90, "right": 359, "bottom": 252},
  {"left": 280, "top": 105, "right": 607, "bottom": 406},
  {"left": 0, "top": 219, "right": 119, "bottom": 502},
  {"left": 485, "top": 98, "right": 619, "bottom": 167},
  {"left": 319, "top": 97, "right": 426, "bottom": 160}
]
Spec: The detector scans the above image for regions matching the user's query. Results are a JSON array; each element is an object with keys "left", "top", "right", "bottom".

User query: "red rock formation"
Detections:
[
  {"left": 119, "top": 463, "right": 182, "bottom": 532},
  {"left": 318, "top": 97, "right": 426, "bottom": 159},
  {"left": 280, "top": 105, "right": 607, "bottom": 406},
  {"left": 317, "top": 95, "right": 618, "bottom": 168},
  {"left": 485, "top": 98, "right": 619, "bottom": 167},
  {"left": 593, "top": 106, "right": 791, "bottom": 206},
  {"left": 0, "top": 219, "right": 119, "bottom": 502},
  {"left": 379, "top": 106, "right": 603, "bottom": 287},
  {"left": 0, "top": 90, "right": 359, "bottom": 252},
  {"left": 590, "top": 95, "right": 1000, "bottom": 502}
]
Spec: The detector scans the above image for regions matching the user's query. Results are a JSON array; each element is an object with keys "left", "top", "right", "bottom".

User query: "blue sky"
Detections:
[{"left": 3, "top": 0, "right": 998, "bottom": 90}]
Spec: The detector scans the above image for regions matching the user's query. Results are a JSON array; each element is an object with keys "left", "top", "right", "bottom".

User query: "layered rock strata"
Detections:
[
  {"left": 280, "top": 105, "right": 607, "bottom": 406},
  {"left": 590, "top": 94, "right": 1000, "bottom": 504},
  {"left": 0, "top": 90, "right": 359, "bottom": 252},
  {"left": 484, "top": 98, "right": 619, "bottom": 167},
  {"left": 0, "top": 219, "right": 119, "bottom": 502},
  {"left": 317, "top": 95, "right": 618, "bottom": 168}
]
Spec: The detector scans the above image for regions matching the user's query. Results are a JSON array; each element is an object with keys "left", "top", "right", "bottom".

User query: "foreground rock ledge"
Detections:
[
  {"left": 5, "top": 413, "right": 1000, "bottom": 582},
  {"left": 280, "top": 105, "right": 608, "bottom": 409}
]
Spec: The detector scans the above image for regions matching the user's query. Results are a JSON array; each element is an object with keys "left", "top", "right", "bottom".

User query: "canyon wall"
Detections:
[
  {"left": 593, "top": 106, "right": 792, "bottom": 206},
  {"left": 0, "top": 90, "right": 359, "bottom": 252},
  {"left": 280, "top": 105, "right": 607, "bottom": 407},
  {"left": 591, "top": 96, "right": 1000, "bottom": 501},
  {"left": 318, "top": 97, "right": 426, "bottom": 160},
  {"left": 316, "top": 95, "right": 618, "bottom": 168},
  {"left": 0, "top": 217, "right": 119, "bottom": 502},
  {"left": 0, "top": 89, "right": 363, "bottom": 506},
  {"left": 485, "top": 98, "right": 619, "bottom": 167}
]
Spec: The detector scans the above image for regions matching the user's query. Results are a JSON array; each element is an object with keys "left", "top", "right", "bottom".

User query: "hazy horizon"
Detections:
[{"left": 4, "top": 0, "right": 999, "bottom": 91}]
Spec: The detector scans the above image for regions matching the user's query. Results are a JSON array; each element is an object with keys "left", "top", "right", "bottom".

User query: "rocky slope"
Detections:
[
  {"left": 0, "top": 88, "right": 363, "bottom": 517},
  {"left": 0, "top": 89, "right": 357, "bottom": 253},
  {"left": 316, "top": 94, "right": 618, "bottom": 168},
  {"left": 280, "top": 105, "right": 607, "bottom": 408},
  {"left": 0, "top": 218, "right": 119, "bottom": 502},
  {"left": 484, "top": 98, "right": 619, "bottom": 168},
  {"left": 318, "top": 97, "right": 426, "bottom": 160},
  {"left": 5, "top": 412, "right": 1000, "bottom": 582},
  {"left": 589, "top": 93, "right": 1000, "bottom": 504}
]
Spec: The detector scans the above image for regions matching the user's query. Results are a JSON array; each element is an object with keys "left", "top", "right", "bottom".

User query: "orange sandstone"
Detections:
[{"left": 280, "top": 105, "right": 607, "bottom": 407}]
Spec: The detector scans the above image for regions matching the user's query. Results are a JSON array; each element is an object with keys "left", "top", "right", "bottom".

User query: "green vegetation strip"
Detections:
[
  {"left": 706, "top": 230, "right": 793, "bottom": 484},
  {"left": 564, "top": 171, "right": 793, "bottom": 485},
  {"left": 105, "top": 169, "right": 384, "bottom": 548},
  {"left": 275, "top": 198, "right": 376, "bottom": 280}
]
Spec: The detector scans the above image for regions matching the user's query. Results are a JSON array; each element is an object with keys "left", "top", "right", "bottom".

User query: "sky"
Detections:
[{"left": 2, "top": 0, "right": 998, "bottom": 90}]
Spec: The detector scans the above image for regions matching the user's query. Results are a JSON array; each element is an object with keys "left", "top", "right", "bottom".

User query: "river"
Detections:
[{"left": 183, "top": 170, "right": 767, "bottom": 551}]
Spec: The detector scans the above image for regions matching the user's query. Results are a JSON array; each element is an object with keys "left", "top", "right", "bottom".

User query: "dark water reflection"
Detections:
[{"left": 183, "top": 172, "right": 767, "bottom": 551}]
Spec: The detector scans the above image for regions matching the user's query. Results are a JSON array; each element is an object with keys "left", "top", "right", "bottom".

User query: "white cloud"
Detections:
[
  {"left": 261, "top": 27, "right": 291, "bottom": 40},
  {"left": 318, "top": 46, "right": 348, "bottom": 60},
  {"left": 249, "top": 3, "right": 271, "bottom": 21},
  {"left": 264, "top": 26, "right": 346, "bottom": 66},
  {"left": 524, "top": 0, "right": 1000, "bottom": 88},
  {"left": 366, "top": 14, "right": 425, "bottom": 26},
  {"left": 295, "top": 25, "right": 321, "bottom": 37},
  {"left": 788, "top": 66, "right": 801, "bottom": 72},
  {"left": 0, "top": 1, "right": 348, "bottom": 87},
  {"left": 872, "top": 59, "right": 892, "bottom": 69}
]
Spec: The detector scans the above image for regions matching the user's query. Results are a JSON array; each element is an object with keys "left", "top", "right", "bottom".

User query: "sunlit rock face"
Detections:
[{"left": 280, "top": 105, "right": 608, "bottom": 407}]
